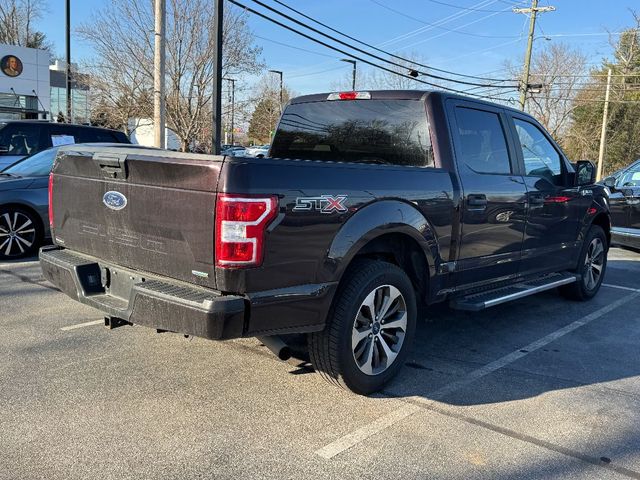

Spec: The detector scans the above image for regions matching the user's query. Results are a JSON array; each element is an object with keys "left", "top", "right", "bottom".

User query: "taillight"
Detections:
[
  {"left": 327, "top": 91, "right": 371, "bottom": 101},
  {"left": 215, "top": 194, "right": 278, "bottom": 268},
  {"left": 48, "top": 173, "right": 54, "bottom": 228}
]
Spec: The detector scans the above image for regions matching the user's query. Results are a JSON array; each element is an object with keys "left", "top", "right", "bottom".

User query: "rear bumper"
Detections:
[{"left": 40, "top": 247, "right": 336, "bottom": 340}]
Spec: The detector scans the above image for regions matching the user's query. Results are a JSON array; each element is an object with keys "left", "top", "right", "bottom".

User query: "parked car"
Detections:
[
  {"left": 0, "top": 121, "right": 130, "bottom": 170},
  {"left": 41, "top": 90, "right": 609, "bottom": 394},
  {"left": 245, "top": 144, "right": 270, "bottom": 158},
  {"left": 222, "top": 146, "right": 246, "bottom": 157},
  {"left": 1, "top": 130, "right": 132, "bottom": 260},
  {"left": 604, "top": 159, "right": 640, "bottom": 249}
]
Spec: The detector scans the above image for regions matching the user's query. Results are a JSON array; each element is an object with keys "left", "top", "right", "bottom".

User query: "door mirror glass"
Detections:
[
  {"left": 603, "top": 176, "right": 617, "bottom": 188},
  {"left": 575, "top": 160, "right": 596, "bottom": 186}
]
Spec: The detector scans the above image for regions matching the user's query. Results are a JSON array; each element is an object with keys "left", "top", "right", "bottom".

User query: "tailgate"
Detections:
[{"left": 50, "top": 144, "right": 223, "bottom": 289}]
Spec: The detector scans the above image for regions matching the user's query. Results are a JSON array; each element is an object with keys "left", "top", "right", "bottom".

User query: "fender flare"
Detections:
[{"left": 318, "top": 200, "right": 441, "bottom": 283}]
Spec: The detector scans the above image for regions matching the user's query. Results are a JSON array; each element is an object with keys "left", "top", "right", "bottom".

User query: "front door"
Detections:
[
  {"left": 508, "top": 115, "right": 586, "bottom": 275},
  {"left": 612, "top": 161, "right": 640, "bottom": 246},
  {"left": 448, "top": 100, "right": 527, "bottom": 288}
]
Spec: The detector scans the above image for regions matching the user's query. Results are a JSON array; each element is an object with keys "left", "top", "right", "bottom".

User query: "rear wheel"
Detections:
[
  {"left": 0, "top": 207, "right": 42, "bottom": 260},
  {"left": 308, "top": 259, "right": 417, "bottom": 395},
  {"left": 560, "top": 225, "right": 607, "bottom": 300}
]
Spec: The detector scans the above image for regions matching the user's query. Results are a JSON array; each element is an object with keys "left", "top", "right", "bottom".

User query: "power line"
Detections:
[
  {"left": 254, "top": 34, "right": 338, "bottom": 58},
  {"left": 246, "top": 0, "right": 518, "bottom": 88},
  {"left": 257, "top": 0, "right": 517, "bottom": 83},
  {"left": 425, "top": 0, "right": 516, "bottom": 13},
  {"left": 230, "top": 0, "right": 516, "bottom": 100},
  {"left": 367, "top": 0, "right": 519, "bottom": 39}
]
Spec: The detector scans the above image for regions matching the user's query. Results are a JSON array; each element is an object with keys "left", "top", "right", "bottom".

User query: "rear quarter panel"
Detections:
[{"left": 216, "top": 157, "right": 455, "bottom": 294}]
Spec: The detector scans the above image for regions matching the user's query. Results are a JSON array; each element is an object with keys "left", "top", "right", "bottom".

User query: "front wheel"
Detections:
[
  {"left": 560, "top": 225, "right": 608, "bottom": 301},
  {"left": 308, "top": 259, "right": 417, "bottom": 395}
]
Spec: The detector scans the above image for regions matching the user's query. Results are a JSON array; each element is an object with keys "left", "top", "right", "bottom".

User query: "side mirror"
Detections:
[
  {"left": 575, "top": 160, "right": 596, "bottom": 186},
  {"left": 603, "top": 176, "right": 617, "bottom": 189}
]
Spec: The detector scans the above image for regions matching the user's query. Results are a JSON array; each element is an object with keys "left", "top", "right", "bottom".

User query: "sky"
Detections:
[{"left": 38, "top": 0, "right": 637, "bottom": 100}]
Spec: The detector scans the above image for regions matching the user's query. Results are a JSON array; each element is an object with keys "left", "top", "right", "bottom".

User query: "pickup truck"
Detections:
[{"left": 40, "top": 90, "right": 610, "bottom": 395}]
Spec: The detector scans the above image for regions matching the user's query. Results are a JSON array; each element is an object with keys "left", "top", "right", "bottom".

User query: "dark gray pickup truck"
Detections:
[{"left": 40, "top": 90, "right": 610, "bottom": 394}]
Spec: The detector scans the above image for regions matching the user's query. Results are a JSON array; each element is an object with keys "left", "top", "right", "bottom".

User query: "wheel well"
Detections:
[
  {"left": 351, "top": 233, "right": 429, "bottom": 305},
  {"left": 592, "top": 213, "right": 611, "bottom": 246},
  {"left": 0, "top": 203, "right": 45, "bottom": 239}
]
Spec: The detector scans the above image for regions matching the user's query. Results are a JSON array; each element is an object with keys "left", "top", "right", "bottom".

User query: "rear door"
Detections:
[
  {"left": 507, "top": 114, "right": 586, "bottom": 275},
  {"left": 447, "top": 100, "right": 527, "bottom": 288}
]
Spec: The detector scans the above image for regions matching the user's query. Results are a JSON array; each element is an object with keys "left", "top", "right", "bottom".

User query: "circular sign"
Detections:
[{"left": 1, "top": 55, "right": 23, "bottom": 77}]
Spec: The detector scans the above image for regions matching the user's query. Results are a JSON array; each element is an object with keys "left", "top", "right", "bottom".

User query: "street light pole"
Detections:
[
  {"left": 65, "top": 0, "right": 72, "bottom": 122},
  {"left": 269, "top": 69, "right": 283, "bottom": 115},
  {"left": 224, "top": 78, "right": 236, "bottom": 145},
  {"left": 211, "top": 0, "right": 224, "bottom": 155},
  {"left": 341, "top": 59, "right": 356, "bottom": 90}
]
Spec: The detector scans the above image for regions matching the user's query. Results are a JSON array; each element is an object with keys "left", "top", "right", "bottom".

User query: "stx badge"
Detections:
[{"left": 293, "top": 195, "right": 348, "bottom": 214}]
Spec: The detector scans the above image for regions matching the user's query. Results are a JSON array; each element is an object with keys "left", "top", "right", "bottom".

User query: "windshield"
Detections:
[{"left": 2, "top": 147, "right": 58, "bottom": 176}]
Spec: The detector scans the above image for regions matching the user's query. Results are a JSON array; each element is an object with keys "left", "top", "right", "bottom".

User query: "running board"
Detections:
[{"left": 450, "top": 273, "right": 578, "bottom": 311}]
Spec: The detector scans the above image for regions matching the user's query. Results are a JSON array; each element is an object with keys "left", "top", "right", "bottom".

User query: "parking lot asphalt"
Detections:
[{"left": 1, "top": 247, "right": 639, "bottom": 480}]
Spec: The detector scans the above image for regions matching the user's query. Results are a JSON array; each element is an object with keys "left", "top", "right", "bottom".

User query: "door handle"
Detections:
[{"left": 467, "top": 194, "right": 487, "bottom": 207}]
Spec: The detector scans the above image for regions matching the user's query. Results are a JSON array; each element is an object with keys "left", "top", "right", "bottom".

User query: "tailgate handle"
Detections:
[{"left": 93, "top": 153, "right": 128, "bottom": 178}]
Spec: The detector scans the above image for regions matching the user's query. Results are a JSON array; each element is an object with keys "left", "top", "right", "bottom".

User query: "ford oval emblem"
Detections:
[{"left": 103, "top": 191, "right": 127, "bottom": 211}]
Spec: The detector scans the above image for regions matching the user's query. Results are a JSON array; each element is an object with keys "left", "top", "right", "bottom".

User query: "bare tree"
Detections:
[
  {"left": 0, "top": 0, "right": 51, "bottom": 49},
  {"left": 79, "top": 0, "right": 263, "bottom": 151},
  {"left": 526, "top": 43, "right": 588, "bottom": 139}
]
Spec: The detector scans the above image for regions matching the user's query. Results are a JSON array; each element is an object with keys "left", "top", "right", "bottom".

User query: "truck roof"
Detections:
[{"left": 289, "top": 89, "right": 524, "bottom": 116}]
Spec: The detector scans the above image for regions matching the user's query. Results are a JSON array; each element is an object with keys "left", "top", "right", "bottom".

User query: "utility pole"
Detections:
[
  {"left": 212, "top": 0, "right": 224, "bottom": 155},
  {"left": 597, "top": 68, "right": 612, "bottom": 182},
  {"left": 153, "top": 0, "right": 166, "bottom": 149},
  {"left": 225, "top": 78, "right": 236, "bottom": 145},
  {"left": 65, "top": 0, "right": 72, "bottom": 123},
  {"left": 341, "top": 59, "right": 356, "bottom": 90},
  {"left": 514, "top": 0, "right": 555, "bottom": 111},
  {"left": 269, "top": 70, "right": 283, "bottom": 115}
]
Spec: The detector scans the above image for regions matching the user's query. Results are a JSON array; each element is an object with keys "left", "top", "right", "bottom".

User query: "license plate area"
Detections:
[{"left": 101, "top": 265, "right": 146, "bottom": 300}]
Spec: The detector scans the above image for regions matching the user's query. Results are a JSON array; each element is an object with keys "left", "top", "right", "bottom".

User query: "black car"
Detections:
[
  {"left": 0, "top": 121, "right": 130, "bottom": 170},
  {"left": 605, "top": 159, "right": 640, "bottom": 249}
]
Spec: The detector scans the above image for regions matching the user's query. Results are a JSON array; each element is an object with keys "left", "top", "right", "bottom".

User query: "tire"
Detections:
[
  {"left": 308, "top": 259, "right": 417, "bottom": 395},
  {"left": 0, "top": 206, "right": 42, "bottom": 260},
  {"left": 560, "top": 225, "right": 608, "bottom": 301}
]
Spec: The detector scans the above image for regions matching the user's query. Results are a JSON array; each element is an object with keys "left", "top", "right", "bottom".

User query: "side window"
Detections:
[
  {"left": 454, "top": 107, "right": 511, "bottom": 174},
  {"left": 514, "top": 119, "right": 563, "bottom": 186},
  {"left": 0, "top": 124, "right": 41, "bottom": 155},
  {"left": 618, "top": 162, "right": 640, "bottom": 187}
]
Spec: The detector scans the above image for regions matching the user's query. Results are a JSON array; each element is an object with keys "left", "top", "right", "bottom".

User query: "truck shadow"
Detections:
[{"left": 381, "top": 257, "right": 640, "bottom": 405}]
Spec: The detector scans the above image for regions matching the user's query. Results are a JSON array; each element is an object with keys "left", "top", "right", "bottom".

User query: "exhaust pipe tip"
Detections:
[{"left": 257, "top": 335, "right": 292, "bottom": 361}]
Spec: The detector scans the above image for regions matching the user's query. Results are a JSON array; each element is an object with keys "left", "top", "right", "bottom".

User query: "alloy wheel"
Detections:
[
  {"left": 583, "top": 237, "right": 605, "bottom": 290},
  {"left": 0, "top": 211, "right": 37, "bottom": 257},
  {"left": 351, "top": 284, "right": 407, "bottom": 376}
]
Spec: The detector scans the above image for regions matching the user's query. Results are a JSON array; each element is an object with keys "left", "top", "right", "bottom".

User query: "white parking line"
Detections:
[
  {"left": 603, "top": 283, "right": 640, "bottom": 293},
  {"left": 315, "top": 291, "right": 640, "bottom": 459},
  {"left": 60, "top": 319, "right": 104, "bottom": 331}
]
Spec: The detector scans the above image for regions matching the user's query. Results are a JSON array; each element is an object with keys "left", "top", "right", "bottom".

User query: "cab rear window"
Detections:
[{"left": 270, "top": 99, "right": 433, "bottom": 167}]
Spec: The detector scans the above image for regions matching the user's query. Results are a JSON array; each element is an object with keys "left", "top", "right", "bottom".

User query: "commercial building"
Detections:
[{"left": 0, "top": 44, "right": 89, "bottom": 123}]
